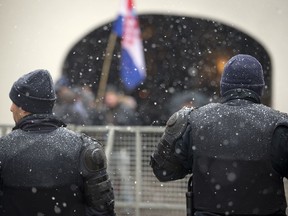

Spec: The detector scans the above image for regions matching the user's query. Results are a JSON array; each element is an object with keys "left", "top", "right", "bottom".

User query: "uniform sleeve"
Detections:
[
  {"left": 150, "top": 107, "right": 193, "bottom": 182},
  {"left": 174, "top": 124, "right": 193, "bottom": 173},
  {"left": 271, "top": 125, "right": 288, "bottom": 178},
  {"left": 79, "top": 135, "right": 116, "bottom": 216}
]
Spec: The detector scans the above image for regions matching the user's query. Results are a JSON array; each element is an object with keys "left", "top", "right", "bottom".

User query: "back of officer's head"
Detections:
[
  {"left": 220, "top": 54, "right": 265, "bottom": 96},
  {"left": 9, "top": 69, "right": 56, "bottom": 114}
]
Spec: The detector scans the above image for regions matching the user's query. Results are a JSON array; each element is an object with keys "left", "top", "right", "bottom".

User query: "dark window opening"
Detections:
[{"left": 62, "top": 14, "right": 271, "bottom": 126}]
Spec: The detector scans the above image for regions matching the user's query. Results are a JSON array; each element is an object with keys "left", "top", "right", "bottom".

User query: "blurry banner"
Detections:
[{"left": 113, "top": 0, "right": 146, "bottom": 90}]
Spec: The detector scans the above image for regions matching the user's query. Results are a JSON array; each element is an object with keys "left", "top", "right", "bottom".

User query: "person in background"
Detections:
[
  {"left": 53, "top": 76, "right": 92, "bottom": 126},
  {"left": 150, "top": 54, "right": 288, "bottom": 216},
  {"left": 0, "top": 69, "right": 116, "bottom": 216},
  {"left": 168, "top": 90, "right": 209, "bottom": 116},
  {"left": 92, "top": 85, "right": 141, "bottom": 126}
]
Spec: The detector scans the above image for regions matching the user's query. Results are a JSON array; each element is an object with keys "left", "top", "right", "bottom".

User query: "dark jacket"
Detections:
[
  {"left": 0, "top": 114, "right": 115, "bottom": 216},
  {"left": 151, "top": 89, "right": 288, "bottom": 216}
]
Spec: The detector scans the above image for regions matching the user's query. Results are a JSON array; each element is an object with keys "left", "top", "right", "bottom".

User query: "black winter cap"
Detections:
[
  {"left": 220, "top": 54, "right": 265, "bottom": 96},
  {"left": 9, "top": 69, "right": 56, "bottom": 114}
]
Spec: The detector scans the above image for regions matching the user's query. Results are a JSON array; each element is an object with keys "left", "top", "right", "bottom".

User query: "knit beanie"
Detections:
[
  {"left": 220, "top": 54, "right": 265, "bottom": 96},
  {"left": 9, "top": 69, "right": 56, "bottom": 114}
]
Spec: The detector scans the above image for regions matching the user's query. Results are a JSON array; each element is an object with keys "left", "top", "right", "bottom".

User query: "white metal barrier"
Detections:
[{"left": 72, "top": 125, "right": 189, "bottom": 216}]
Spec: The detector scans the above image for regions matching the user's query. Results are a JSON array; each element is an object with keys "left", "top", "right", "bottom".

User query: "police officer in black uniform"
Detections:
[
  {"left": 0, "top": 69, "right": 116, "bottom": 216},
  {"left": 150, "top": 54, "right": 288, "bottom": 216}
]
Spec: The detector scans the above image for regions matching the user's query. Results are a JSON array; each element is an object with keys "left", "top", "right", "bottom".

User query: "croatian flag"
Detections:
[{"left": 113, "top": 0, "right": 146, "bottom": 90}]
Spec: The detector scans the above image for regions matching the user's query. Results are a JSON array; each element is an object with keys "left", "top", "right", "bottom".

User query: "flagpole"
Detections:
[{"left": 95, "top": 32, "right": 118, "bottom": 106}]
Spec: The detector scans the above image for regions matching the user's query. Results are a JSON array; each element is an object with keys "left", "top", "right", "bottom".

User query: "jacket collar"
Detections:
[
  {"left": 221, "top": 88, "right": 261, "bottom": 104},
  {"left": 13, "top": 114, "right": 66, "bottom": 132}
]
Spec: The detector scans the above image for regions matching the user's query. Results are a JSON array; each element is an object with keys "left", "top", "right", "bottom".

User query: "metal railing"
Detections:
[
  {"left": 72, "top": 125, "right": 189, "bottom": 216},
  {"left": 0, "top": 125, "right": 189, "bottom": 216}
]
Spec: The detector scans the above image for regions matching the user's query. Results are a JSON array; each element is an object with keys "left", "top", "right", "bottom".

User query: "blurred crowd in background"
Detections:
[
  {"left": 53, "top": 75, "right": 210, "bottom": 126},
  {"left": 53, "top": 75, "right": 142, "bottom": 126}
]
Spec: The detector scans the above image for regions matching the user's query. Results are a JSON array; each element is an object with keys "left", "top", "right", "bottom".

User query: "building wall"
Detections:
[{"left": 0, "top": 0, "right": 287, "bottom": 124}]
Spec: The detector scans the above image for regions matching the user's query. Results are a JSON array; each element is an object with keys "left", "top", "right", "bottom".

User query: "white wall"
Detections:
[{"left": 0, "top": 0, "right": 287, "bottom": 124}]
